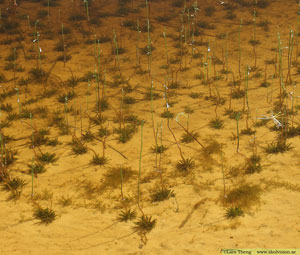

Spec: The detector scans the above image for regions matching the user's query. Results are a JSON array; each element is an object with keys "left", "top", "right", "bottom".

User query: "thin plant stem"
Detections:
[{"left": 137, "top": 120, "right": 145, "bottom": 216}]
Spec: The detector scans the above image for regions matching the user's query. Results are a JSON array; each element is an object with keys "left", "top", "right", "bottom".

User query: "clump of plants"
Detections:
[
  {"left": 180, "top": 131, "right": 199, "bottom": 143},
  {"left": 115, "top": 124, "right": 137, "bottom": 143},
  {"left": 209, "top": 117, "right": 224, "bottom": 129},
  {"left": 28, "top": 162, "right": 46, "bottom": 176},
  {"left": 91, "top": 154, "right": 109, "bottom": 166},
  {"left": 232, "top": 88, "right": 245, "bottom": 99},
  {"left": 160, "top": 110, "right": 174, "bottom": 119},
  {"left": 151, "top": 188, "right": 174, "bottom": 202},
  {"left": 58, "top": 91, "right": 76, "bottom": 103},
  {"left": 31, "top": 129, "right": 49, "bottom": 147},
  {"left": 245, "top": 154, "right": 262, "bottom": 174},
  {"left": 81, "top": 131, "right": 94, "bottom": 142},
  {"left": 70, "top": 136, "right": 87, "bottom": 155},
  {"left": 29, "top": 68, "right": 48, "bottom": 83},
  {"left": 37, "top": 152, "right": 57, "bottom": 164},
  {"left": 225, "top": 206, "right": 244, "bottom": 219},
  {"left": 133, "top": 215, "right": 156, "bottom": 234},
  {"left": 117, "top": 209, "right": 136, "bottom": 222},
  {"left": 151, "top": 144, "right": 167, "bottom": 154},
  {"left": 58, "top": 195, "right": 72, "bottom": 207},
  {"left": 3, "top": 177, "right": 26, "bottom": 200},
  {"left": 264, "top": 139, "right": 292, "bottom": 154},
  {"left": 33, "top": 206, "right": 56, "bottom": 224},
  {"left": 176, "top": 158, "right": 195, "bottom": 172}
]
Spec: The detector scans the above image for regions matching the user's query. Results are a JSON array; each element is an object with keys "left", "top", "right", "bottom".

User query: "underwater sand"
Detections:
[{"left": 0, "top": 0, "right": 299, "bottom": 254}]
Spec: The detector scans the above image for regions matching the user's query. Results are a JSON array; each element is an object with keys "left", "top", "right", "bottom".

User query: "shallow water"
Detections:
[{"left": 0, "top": 0, "right": 299, "bottom": 254}]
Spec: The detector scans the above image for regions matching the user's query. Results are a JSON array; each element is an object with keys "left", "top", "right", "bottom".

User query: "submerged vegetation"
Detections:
[{"left": 0, "top": 0, "right": 298, "bottom": 250}]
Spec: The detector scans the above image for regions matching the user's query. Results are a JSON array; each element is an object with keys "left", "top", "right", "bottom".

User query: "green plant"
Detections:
[
  {"left": 0, "top": 134, "right": 14, "bottom": 146},
  {"left": 117, "top": 209, "right": 136, "bottom": 222},
  {"left": 286, "top": 126, "right": 300, "bottom": 138},
  {"left": 115, "top": 124, "right": 137, "bottom": 143},
  {"left": 96, "top": 98, "right": 109, "bottom": 111},
  {"left": 29, "top": 67, "right": 47, "bottom": 83},
  {"left": 123, "top": 96, "right": 136, "bottom": 104},
  {"left": 31, "top": 129, "right": 49, "bottom": 147},
  {"left": 58, "top": 195, "right": 72, "bottom": 207},
  {"left": 1, "top": 103, "right": 13, "bottom": 112},
  {"left": 19, "top": 108, "right": 32, "bottom": 119},
  {"left": 144, "top": 89, "right": 160, "bottom": 100},
  {"left": 209, "top": 117, "right": 224, "bottom": 129},
  {"left": 225, "top": 206, "right": 244, "bottom": 219},
  {"left": 255, "top": 118, "right": 269, "bottom": 127},
  {"left": 33, "top": 206, "right": 56, "bottom": 224},
  {"left": 260, "top": 81, "right": 271, "bottom": 87},
  {"left": 70, "top": 137, "right": 87, "bottom": 154},
  {"left": 224, "top": 109, "right": 242, "bottom": 120},
  {"left": 82, "top": 131, "right": 94, "bottom": 142},
  {"left": 264, "top": 140, "right": 292, "bottom": 154},
  {"left": 124, "top": 114, "right": 141, "bottom": 125},
  {"left": 232, "top": 88, "right": 245, "bottom": 99},
  {"left": 189, "top": 92, "right": 202, "bottom": 99},
  {"left": 160, "top": 110, "right": 174, "bottom": 119},
  {"left": 90, "top": 114, "right": 106, "bottom": 125},
  {"left": 37, "top": 152, "right": 57, "bottom": 164},
  {"left": 176, "top": 158, "right": 195, "bottom": 172},
  {"left": 245, "top": 154, "right": 262, "bottom": 174},
  {"left": 123, "top": 20, "right": 135, "bottom": 28},
  {"left": 198, "top": 21, "right": 216, "bottom": 30},
  {"left": 30, "top": 156, "right": 46, "bottom": 172},
  {"left": 180, "top": 131, "right": 199, "bottom": 143},
  {"left": 98, "top": 36, "right": 110, "bottom": 43},
  {"left": 133, "top": 215, "right": 156, "bottom": 233},
  {"left": 6, "top": 113, "right": 19, "bottom": 122},
  {"left": 3, "top": 177, "right": 26, "bottom": 192},
  {"left": 112, "top": 47, "right": 126, "bottom": 55},
  {"left": 240, "top": 128, "right": 255, "bottom": 135},
  {"left": 58, "top": 91, "right": 76, "bottom": 103},
  {"left": 141, "top": 45, "right": 155, "bottom": 55},
  {"left": 66, "top": 76, "right": 80, "bottom": 88},
  {"left": 3, "top": 177, "right": 25, "bottom": 200},
  {"left": 0, "top": 120, "right": 11, "bottom": 129},
  {"left": 252, "top": 72, "right": 262, "bottom": 79},
  {"left": 249, "top": 39, "right": 260, "bottom": 46},
  {"left": 151, "top": 188, "right": 174, "bottom": 202},
  {"left": 98, "top": 126, "right": 110, "bottom": 138},
  {"left": 91, "top": 154, "right": 109, "bottom": 166},
  {"left": 151, "top": 145, "right": 167, "bottom": 154}
]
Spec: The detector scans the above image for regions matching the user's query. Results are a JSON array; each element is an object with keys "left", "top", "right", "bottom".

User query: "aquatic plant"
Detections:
[{"left": 33, "top": 206, "right": 56, "bottom": 224}]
